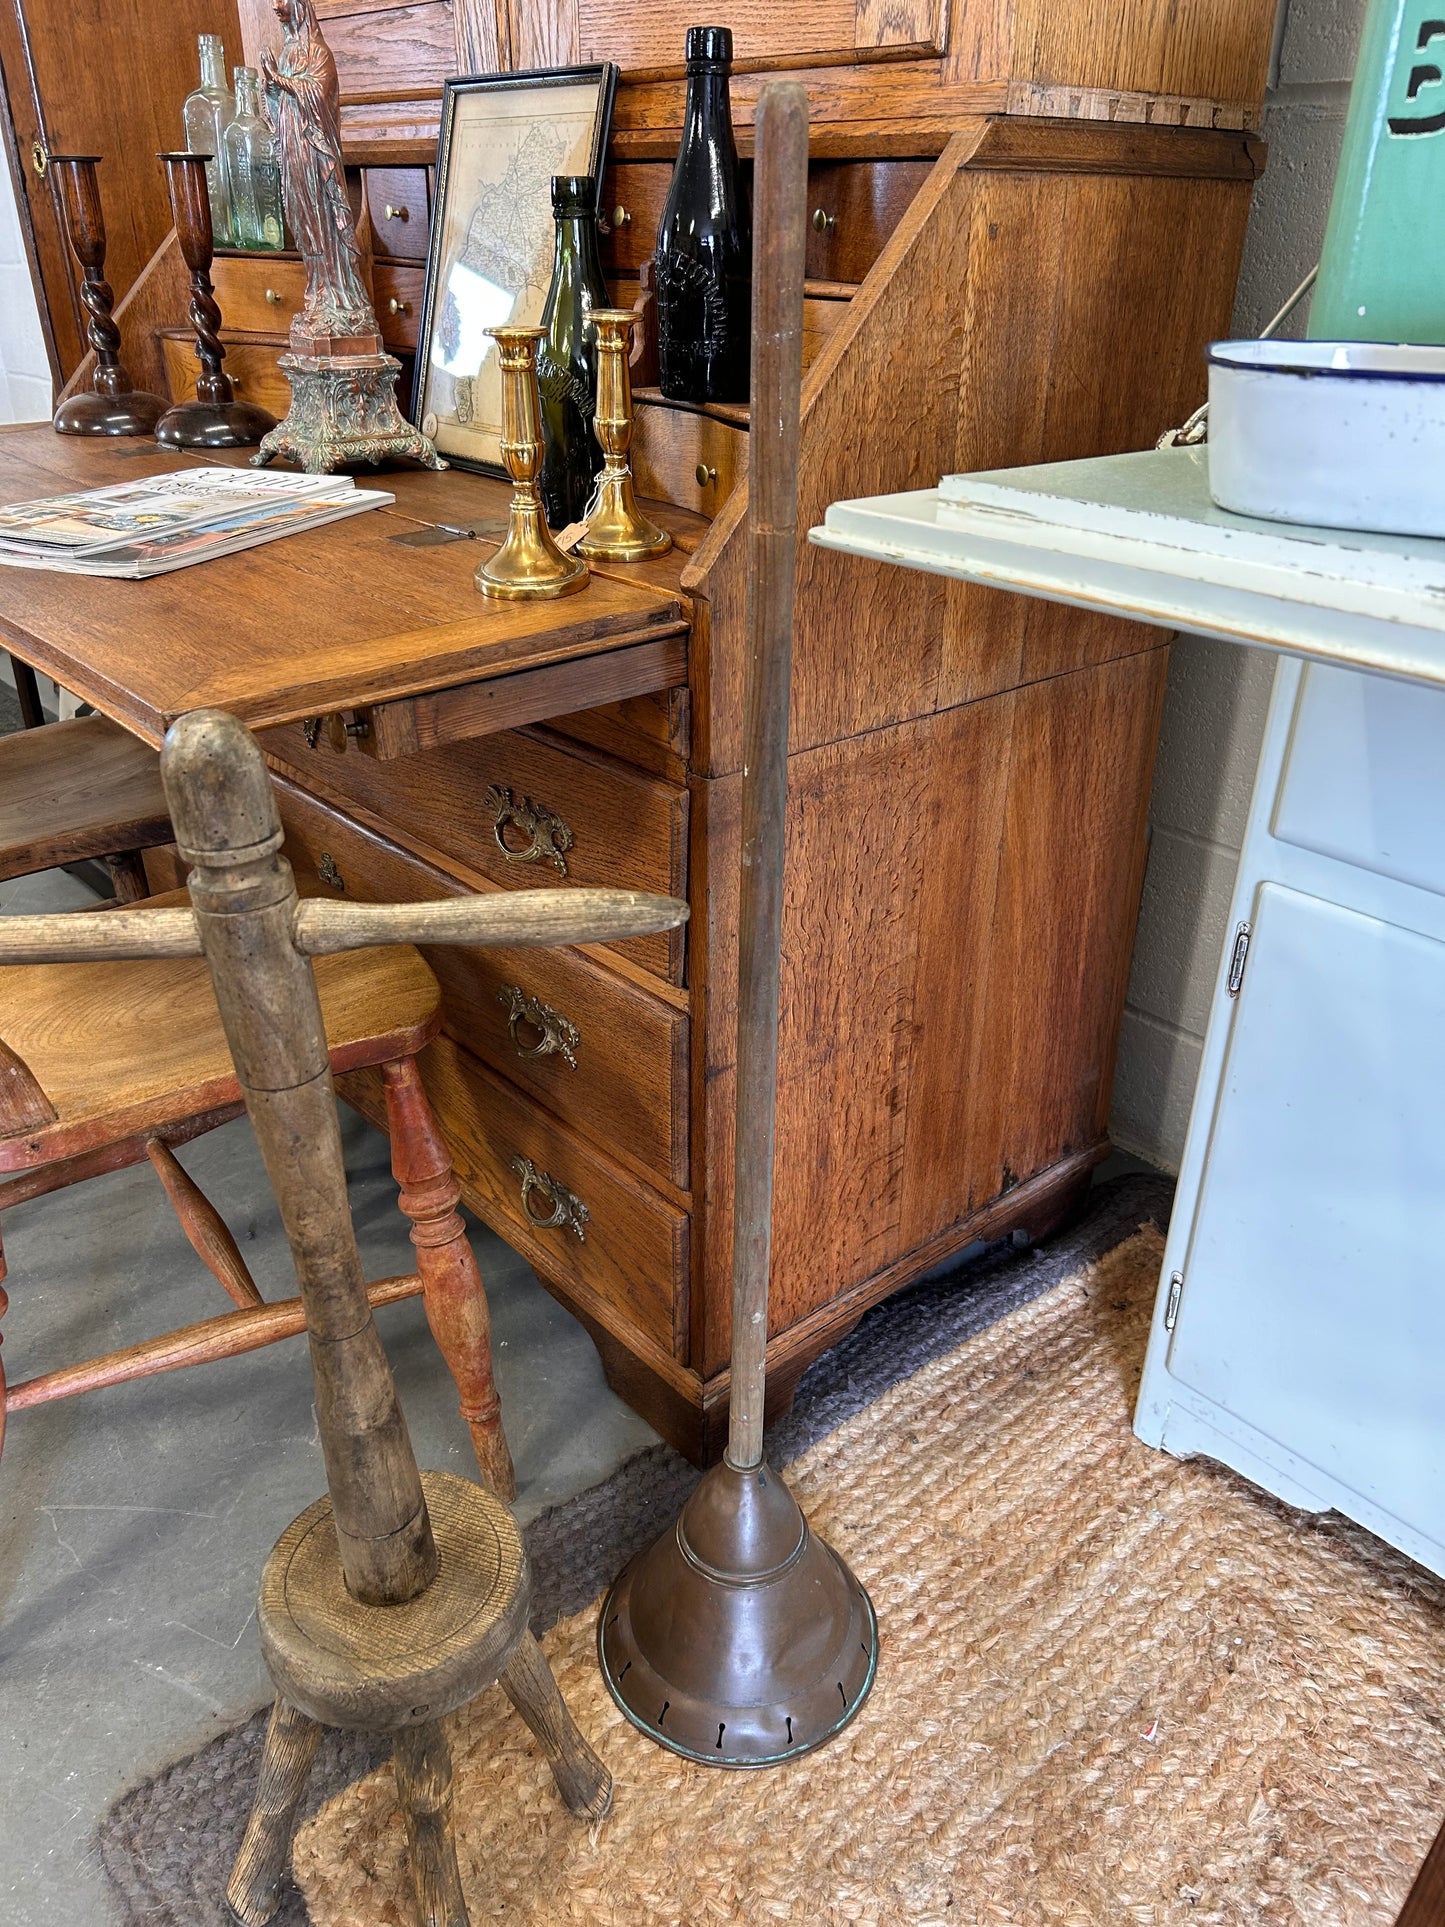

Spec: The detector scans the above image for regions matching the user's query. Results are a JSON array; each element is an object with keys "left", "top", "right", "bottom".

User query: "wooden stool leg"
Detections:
[
  {"left": 225, "top": 1697, "right": 322, "bottom": 1926},
  {"left": 394, "top": 1718, "right": 470, "bottom": 1927},
  {"left": 500, "top": 1629, "right": 613, "bottom": 1821},
  {"left": 382, "top": 1057, "right": 516, "bottom": 1502}
]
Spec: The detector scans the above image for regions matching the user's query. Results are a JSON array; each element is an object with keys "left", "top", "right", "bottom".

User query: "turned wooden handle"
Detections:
[{"left": 0, "top": 889, "right": 687, "bottom": 966}]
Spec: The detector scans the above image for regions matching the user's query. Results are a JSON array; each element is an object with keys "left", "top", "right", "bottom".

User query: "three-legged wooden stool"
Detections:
[{"left": 0, "top": 708, "right": 688, "bottom": 1927}]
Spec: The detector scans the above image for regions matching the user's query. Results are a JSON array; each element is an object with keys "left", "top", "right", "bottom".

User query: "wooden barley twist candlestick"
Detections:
[
  {"left": 476, "top": 326, "right": 589, "bottom": 600},
  {"left": 155, "top": 152, "right": 278, "bottom": 448},
  {"left": 0, "top": 712, "right": 692, "bottom": 1926},
  {"left": 577, "top": 310, "right": 671, "bottom": 562},
  {"left": 50, "top": 155, "right": 167, "bottom": 436}
]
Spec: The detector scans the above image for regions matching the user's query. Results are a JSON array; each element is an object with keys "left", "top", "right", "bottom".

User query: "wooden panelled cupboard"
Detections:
[{"left": 57, "top": 0, "right": 1276, "bottom": 1460}]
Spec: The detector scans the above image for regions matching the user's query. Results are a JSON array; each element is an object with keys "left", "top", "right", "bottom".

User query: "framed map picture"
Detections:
[{"left": 413, "top": 65, "right": 618, "bottom": 475}]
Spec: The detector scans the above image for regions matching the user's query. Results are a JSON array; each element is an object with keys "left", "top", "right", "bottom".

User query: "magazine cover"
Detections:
[{"left": 0, "top": 469, "right": 351, "bottom": 553}]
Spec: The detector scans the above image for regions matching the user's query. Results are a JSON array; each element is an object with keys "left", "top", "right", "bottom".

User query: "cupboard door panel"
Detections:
[{"left": 1166, "top": 883, "right": 1445, "bottom": 1547}]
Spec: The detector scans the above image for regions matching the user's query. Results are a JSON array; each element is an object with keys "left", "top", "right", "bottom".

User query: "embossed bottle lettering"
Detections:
[
  {"left": 655, "top": 26, "right": 751, "bottom": 405},
  {"left": 538, "top": 175, "right": 610, "bottom": 528}
]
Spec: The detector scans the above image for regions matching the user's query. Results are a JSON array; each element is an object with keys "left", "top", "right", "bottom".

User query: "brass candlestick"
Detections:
[
  {"left": 577, "top": 310, "right": 671, "bottom": 562},
  {"left": 477, "top": 327, "right": 588, "bottom": 600},
  {"left": 50, "top": 155, "right": 168, "bottom": 436},
  {"left": 155, "top": 152, "right": 277, "bottom": 448}
]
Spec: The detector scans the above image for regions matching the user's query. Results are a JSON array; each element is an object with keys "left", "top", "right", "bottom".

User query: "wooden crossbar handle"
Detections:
[
  {"left": 292, "top": 889, "right": 689, "bottom": 955},
  {"left": 0, "top": 889, "right": 688, "bottom": 967}
]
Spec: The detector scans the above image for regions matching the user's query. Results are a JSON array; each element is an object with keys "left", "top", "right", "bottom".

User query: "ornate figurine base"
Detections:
[
  {"left": 253, "top": 352, "right": 444, "bottom": 474},
  {"left": 54, "top": 388, "right": 168, "bottom": 438},
  {"left": 156, "top": 396, "right": 279, "bottom": 450}
]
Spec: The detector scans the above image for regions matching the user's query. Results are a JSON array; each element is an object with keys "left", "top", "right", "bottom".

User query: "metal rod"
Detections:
[{"left": 726, "top": 83, "right": 810, "bottom": 1470}]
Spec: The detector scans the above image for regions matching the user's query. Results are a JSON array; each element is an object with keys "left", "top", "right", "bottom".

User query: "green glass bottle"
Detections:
[
  {"left": 225, "top": 66, "right": 284, "bottom": 251},
  {"left": 1312, "top": 0, "right": 1445, "bottom": 342},
  {"left": 537, "top": 176, "right": 610, "bottom": 529}
]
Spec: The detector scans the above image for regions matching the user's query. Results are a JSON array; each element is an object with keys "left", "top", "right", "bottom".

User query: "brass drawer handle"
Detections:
[
  {"left": 695, "top": 463, "right": 717, "bottom": 488},
  {"left": 611, "top": 203, "right": 631, "bottom": 229},
  {"left": 812, "top": 207, "right": 836, "bottom": 234},
  {"left": 499, "top": 985, "right": 579, "bottom": 1068},
  {"left": 316, "top": 851, "right": 345, "bottom": 891},
  {"left": 383, "top": 202, "right": 410, "bottom": 222},
  {"left": 509, "top": 1155, "right": 588, "bottom": 1241},
  {"left": 484, "top": 784, "right": 573, "bottom": 875},
  {"left": 387, "top": 295, "right": 410, "bottom": 315}
]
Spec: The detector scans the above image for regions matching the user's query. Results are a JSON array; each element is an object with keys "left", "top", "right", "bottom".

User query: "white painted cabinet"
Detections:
[
  {"left": 1134, "top": 657, "right": 1445, "bottom": 1574},
  {"left": 813, "top": 446, "right": 1445, "bottom": 1578}
]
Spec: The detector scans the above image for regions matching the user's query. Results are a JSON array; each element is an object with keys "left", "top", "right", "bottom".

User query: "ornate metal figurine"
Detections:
[{"left": 253, "top": 0, "right": 441, "bottom": 472}]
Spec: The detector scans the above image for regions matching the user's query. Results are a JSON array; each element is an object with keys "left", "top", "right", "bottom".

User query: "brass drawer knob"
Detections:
[
  {"left": 611, "top": 203, "right": 631, "bottom": 229},
  {"left": 484, "top": 784, "right": 573, "bottom": 875},
  {"left": 265, "top": 287, "right": 282, "bottom": 304},
  {"left": 695, "top": 463, "right": 717, "bottom": 488},
  {"left": 499, "top": 985, "right": 579, "bottom": 1068},
  {"left": 509, "top": 1154, "right": 589, "bottom": 1241},
  {"left": 383, "top": 202, "right": 409, "bottom": 222},
  {"left": 387, "top": 295, "right": 410, "bottom": 315},
  {"left": 812, "top": 207, "right": 836, "bottom": 234},
  {"left": 316, "top": 851, "right": 345, "bottom": 891}
]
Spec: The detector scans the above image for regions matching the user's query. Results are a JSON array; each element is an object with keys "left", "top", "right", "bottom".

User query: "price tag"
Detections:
[{"left": 555, "top": 521, "right": 588, "bottom": 552}]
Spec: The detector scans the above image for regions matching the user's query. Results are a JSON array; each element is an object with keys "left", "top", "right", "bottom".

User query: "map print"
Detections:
[{"left": 419, "top": 81, "right": 606, "bottom": 473}]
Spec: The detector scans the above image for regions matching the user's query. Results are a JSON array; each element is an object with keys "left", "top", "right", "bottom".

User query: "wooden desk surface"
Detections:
[{"left": 0, "top": 426, "right": 699, "bottom": 747}]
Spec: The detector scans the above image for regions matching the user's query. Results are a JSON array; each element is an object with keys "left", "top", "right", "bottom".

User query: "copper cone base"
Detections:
[{"left": 598, "top": 1458, "right": 877, "bottom": 1767}]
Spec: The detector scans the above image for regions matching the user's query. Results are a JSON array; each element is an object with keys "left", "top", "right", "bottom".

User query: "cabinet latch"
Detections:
[
  {"left": 1164, "top": 1271, "right": 1184, "bottom": 1331},
  {"left": 1226, "top": 921, "right": 1251, "bottom": 997}
]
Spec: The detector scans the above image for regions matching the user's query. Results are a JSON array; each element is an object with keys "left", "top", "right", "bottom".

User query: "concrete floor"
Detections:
[{"left": 0, "top": 866, "right": 660, "bottom": 1925}]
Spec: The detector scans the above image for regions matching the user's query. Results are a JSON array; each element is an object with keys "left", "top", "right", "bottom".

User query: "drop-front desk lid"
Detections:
[
  {"left": 810, "top": 444, "right": 1445, "bottom": 691},
  {"left": 0, "top": 425, "right": 693, "bottom": 753}
]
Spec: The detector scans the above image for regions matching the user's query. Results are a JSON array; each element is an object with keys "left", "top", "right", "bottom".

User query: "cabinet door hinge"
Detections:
[
  {"left": 1226, "top": 921, "right": 1252, "bottom": 997},
  {"left": 1164, "top": 1271, "right": 1184, "bottom": 1331}
]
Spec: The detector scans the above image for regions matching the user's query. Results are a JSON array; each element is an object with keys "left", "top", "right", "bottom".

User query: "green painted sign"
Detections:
[{"left": 1313, "top": 0, "right": 1445, "bottom": 342}]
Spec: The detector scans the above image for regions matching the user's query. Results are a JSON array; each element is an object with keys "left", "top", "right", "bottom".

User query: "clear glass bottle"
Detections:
[
  {"left": 537, "top": 175, "right": 611, "bottom": 528},
  {"left": 654, "top": 25, "right": 751, "bottom": 404},
  {"left": 225, "top": 66, "right": 284, "bottom": 251},
  {"left": 182, "top": 34, "right": 234, "bottom": 245}
]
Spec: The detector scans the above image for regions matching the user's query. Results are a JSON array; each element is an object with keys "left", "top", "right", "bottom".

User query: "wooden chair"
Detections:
[
  {"left": 0, "top": 709, "right": 688, "bottom": 1927},
  {"left": 0, "top": 710, "right": 172, "bottom": 901},
  {"left": 0, "top": 889, "right": 517, "bottom": 1495}
]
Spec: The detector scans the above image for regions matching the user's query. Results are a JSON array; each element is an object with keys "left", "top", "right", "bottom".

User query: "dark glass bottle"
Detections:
[
  {"left": 655, "top": 25, "right": 751, "bottom": 404},
  {"left": 537, "top": 175, "right": 610, "bottom": 529}
]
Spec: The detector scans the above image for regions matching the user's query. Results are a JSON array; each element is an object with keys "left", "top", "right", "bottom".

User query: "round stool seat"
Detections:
[{"left": 258, "top": 1471, "right": 530, "bottom": 1731}]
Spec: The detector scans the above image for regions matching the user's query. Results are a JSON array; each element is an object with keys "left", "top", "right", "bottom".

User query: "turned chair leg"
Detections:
[
  {"left": 394, "top": 1718, "right": 470, "bottom": 1927},
  {"left": 500, "top": 1628, "right": 613, "bottom": 1821},
  {"left": 146, "top": 1138, "right": 264, "bottom": 1308},
  {"left": 382, "top": 1056, "right": 515, "bottom": 1501},
  {"left": 104, "top": 851, "right": 152, "bottom": 903},
  {"left": 225, "top": 1697, "right": 323, "bottom": 1927}
]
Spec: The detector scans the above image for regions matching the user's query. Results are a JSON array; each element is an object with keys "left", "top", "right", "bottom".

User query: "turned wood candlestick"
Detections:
[
  {"left": 50, "top": 156, "right": 167, "bottom": 437},
  {"left": 155, "top": 151, "right": 277, "bottom": 449}
]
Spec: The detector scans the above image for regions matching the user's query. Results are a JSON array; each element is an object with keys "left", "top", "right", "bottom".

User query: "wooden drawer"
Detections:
[
  {"left": 598, "top": 164, "right": 671, "bottom": 276},
  {"left": 276, "top": 778, "right": 690, "bottom": 1187},
  {"left": 633, "top": 402, "right": 747, "bottom": 518},
  {"left": 366, "top": 167, "right": 430, "bottom": 261},
  {"left": 263, "top": 723, "right": 689, "bottom": 986},
  {"left": 374, "top": 262, "right": 423, "bottom": 351},
  {"left": 161, "top": 335, "right": 291, "bottom": 416},
  {"left": 804, "top": 162, "right": 931, "bottom": 284},
  {"left": 211, "top": 254, "right": 306, "bottom": 333},
  {"left": 345, "top": 1037, "right": 688, "bottom": 1357}
]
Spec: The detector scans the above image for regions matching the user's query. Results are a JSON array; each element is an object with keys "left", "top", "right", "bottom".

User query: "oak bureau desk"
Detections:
[{"left": 16, "top": 0, "right": 1283, "bottom": 1461}]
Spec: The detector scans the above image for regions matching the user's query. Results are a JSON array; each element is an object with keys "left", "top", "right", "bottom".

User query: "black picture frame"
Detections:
[{"left": 411, "top": 63, "right": 618, "bottom": 477}]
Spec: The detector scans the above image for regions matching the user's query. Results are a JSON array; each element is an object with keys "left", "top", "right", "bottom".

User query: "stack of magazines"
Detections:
[{"left": 0, "top": 468, "right": 395, "bottom": 579}]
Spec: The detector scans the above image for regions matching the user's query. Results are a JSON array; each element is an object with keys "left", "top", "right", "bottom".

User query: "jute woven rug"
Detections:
[{"left": 292, "top": 1220, "right": 1445, "bottom": 1927}]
